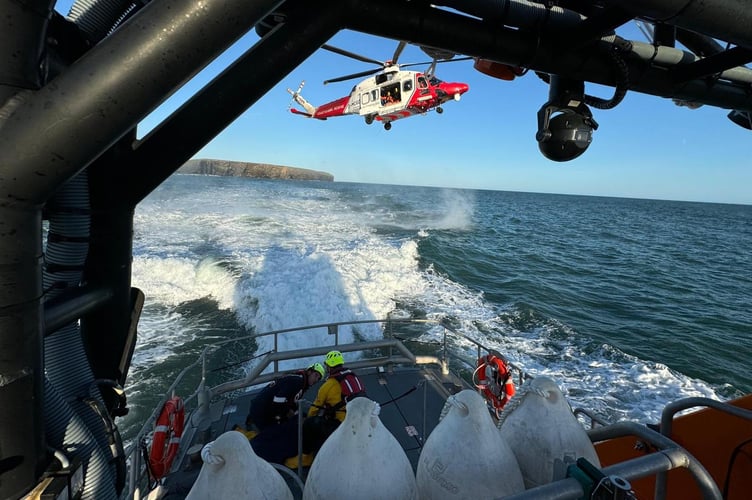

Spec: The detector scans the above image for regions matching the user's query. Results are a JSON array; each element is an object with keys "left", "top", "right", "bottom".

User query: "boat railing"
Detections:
[
  {"left": 126, "top": 316, "right": 529, "bottom": 448},
  {"left": 653, "top": 397, "right": 752, "bottom": 499},
  {"left": 437, "top": 321, "right": 530, "bottom": 387},
  {"left": 572, "top": 407, "right": 611, "bottom": 429},
  {"left": 173, "top": 317, "right": 526, "bottom": 405},
  {"left": 123, "top": 316, "right": 514, "bottom": 498}
]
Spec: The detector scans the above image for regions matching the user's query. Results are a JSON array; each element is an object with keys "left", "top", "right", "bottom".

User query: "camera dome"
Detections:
[{"left": 537, "top": 110, "right": 595, "bottom": 162}]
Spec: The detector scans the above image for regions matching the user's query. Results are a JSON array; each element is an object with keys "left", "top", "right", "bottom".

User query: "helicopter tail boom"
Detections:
[{"left": 287, "top": 81, "right": 352, "bottom": 120}]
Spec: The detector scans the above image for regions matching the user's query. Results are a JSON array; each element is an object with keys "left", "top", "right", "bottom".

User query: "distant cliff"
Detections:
[{"left": 179, "top": 159, "right": 333, "bottom": 181}]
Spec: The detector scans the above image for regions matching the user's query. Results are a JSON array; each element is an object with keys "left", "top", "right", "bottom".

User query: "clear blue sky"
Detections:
[{"left": 56, "top": 3, "right": 751, "bottom": 205}]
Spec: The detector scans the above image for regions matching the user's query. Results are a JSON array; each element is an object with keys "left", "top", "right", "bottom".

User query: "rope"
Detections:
[
  {"left": 200, "top": 441, "right": 225, "bottom": 465},
  {"left": 140, "top": 438, "right": 158, "bottom": 489},
  {"left": 378, "top": 383, "right": 421, "bottom": 407},
  {"left": 381, "top": 381, "right": 425, "bottom": 452}
]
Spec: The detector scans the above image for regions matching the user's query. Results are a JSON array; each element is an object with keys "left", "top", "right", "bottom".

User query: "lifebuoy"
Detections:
[
  {"left": 473, "top": 353, "right": 515, "bottom": 418},
  {"left": 149, "top": 395, "right": 185, "bottom": 480}
]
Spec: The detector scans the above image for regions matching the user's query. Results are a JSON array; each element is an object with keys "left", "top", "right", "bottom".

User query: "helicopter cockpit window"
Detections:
[
  {"left": 403, "top": 80, "right": 413, "bottom": 92},
  {"left": 429, "top": 76, "right": 443, "bottom": 86},
  {"left": 375, "top": 74, "right": 388, "bottom": 84}
]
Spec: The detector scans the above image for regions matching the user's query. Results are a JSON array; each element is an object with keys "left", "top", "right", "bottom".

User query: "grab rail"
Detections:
[
  {"left": 654, "top": 397, "right": 752, "bottom": 499},
  {"left": 505, "top": 422, "right": 722, "bottom": 500}
]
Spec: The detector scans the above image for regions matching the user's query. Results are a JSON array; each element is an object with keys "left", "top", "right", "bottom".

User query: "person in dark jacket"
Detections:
[{"left": 245, "top": 362, "right": 325, "bottom": 432}]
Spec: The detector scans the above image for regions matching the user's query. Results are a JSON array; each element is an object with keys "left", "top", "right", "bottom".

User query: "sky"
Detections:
[{"left": 56, "top": 3, "right": 751, "bottom": 205}]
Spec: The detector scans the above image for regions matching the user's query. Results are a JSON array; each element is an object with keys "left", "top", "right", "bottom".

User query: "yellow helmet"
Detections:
[
  {"left": 309, "top": 362, "right": 325, "bottom": 378},
  {"left": 324, "top": 350, "right": 344, "bottom": 367}
]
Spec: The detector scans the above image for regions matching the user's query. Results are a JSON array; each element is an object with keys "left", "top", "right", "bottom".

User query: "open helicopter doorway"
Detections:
[{"left": 380, "top": 81, "right": 403, "bottom": 106}]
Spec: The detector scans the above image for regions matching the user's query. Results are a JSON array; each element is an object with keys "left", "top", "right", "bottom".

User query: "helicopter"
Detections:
[{"left": 287, "top": 42, "right": 472, "bottom": 130}]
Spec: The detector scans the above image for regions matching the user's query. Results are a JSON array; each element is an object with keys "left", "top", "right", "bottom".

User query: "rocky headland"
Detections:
[{"left": 179, "top": 158, "right": 333, "bottom": 181}]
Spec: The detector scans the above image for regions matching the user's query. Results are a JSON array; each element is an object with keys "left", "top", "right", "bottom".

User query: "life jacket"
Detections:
[{"left": 332, "top": 369, "right": 366, "bottom": 411}]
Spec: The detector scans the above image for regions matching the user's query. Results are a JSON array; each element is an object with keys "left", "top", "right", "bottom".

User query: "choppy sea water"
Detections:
[{"left": 118, "top": 174, "right": 752, "bottom": 443}]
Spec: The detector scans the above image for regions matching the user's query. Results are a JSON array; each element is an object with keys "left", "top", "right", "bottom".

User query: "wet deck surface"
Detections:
[{"left": 162, "top": 364, "right": 468, "bottom": 498}]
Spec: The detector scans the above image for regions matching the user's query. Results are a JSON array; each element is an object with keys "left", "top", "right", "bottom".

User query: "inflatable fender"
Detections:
[
  {"left": 186, "top": 430, "right": 293, "bottom": 499},
  {"left": 303, "top": 398, "right": 417, "bottom": 500},
  {"left": 498, "top": 376, "right": 600, "bottom": 488},
  {"left": 416, "top": 389, "right": 524, "bottom": 499}
]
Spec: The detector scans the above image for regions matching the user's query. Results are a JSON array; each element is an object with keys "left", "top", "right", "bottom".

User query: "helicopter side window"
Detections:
[
  {"left": 403, "top": 80, "right": 413, "bottom": 92},
  {"left": 362, "top": 92, "right": 370, "bottom": 104},
  {"left": 375, "top": 74, "right": 388, "bottom": 84}
]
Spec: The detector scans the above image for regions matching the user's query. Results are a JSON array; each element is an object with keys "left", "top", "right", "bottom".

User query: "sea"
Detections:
[{"left": 117, "top": 173, "right": 752, "bottom": 445}]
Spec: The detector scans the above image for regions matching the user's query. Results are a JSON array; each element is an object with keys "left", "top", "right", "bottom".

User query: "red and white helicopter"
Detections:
[{"left": 287, "top": 42, "right": 472, "bottom": 130}]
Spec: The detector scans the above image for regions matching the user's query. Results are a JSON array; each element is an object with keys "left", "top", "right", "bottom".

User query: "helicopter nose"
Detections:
[
  {"left": 444, "top": 83, "right": 469, "bottom": 102},
  {"left": 449, "top": 83, "right": 469, "bottom": 95}
]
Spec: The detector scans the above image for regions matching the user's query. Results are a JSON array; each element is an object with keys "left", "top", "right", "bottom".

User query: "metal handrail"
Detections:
[
  {"left": 210, "top": 339, "right": 418, "bottom": 395},
  {"left": 504, "top": 421, "right": 722, "bottom": 500},
  {"left": 654, "top": 397, "right": 752, "bottom": 499}
]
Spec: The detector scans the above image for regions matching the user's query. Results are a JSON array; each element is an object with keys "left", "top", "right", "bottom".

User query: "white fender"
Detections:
[
  {"left": 416, "top": 389, "right": 524, "bottom": 499},
  {"left": 186, "top": 430, "right": 293, "bottom": 500},
  {"left": 498, "top": 376, "right": 601, "bottom": 489},
  {"left": 303, "top": 398, "right": 417, "bottom": 500}
]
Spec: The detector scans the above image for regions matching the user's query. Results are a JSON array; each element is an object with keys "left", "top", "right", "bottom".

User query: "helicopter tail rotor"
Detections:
[{"left": 286, "top": 81, "right": 317, "bottom": 117}]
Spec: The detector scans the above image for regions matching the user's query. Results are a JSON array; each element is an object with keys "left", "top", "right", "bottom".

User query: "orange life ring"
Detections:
[
  {"left": 149, "top": 395, "right": 185, "bottom": 479},
  {"left": 473, "top": 353, "right": 515, "bottom": 417}
]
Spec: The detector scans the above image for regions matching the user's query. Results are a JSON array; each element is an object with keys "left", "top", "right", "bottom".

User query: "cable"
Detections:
[{"left": 722, "top": 437, "right": 752, "bottom": 498}]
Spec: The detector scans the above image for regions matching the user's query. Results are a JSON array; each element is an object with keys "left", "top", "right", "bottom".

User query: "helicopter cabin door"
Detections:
[
  {"left": 380, "top": 82, "right": 401, "bottom": 106},
  {"left": 375, "top": 72, "right": 404, "bottom": 108}
]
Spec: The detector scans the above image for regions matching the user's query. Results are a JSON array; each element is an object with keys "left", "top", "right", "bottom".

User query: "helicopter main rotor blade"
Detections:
[
  {"left": 390, "top": 41, "right": 407, "bottom": 65},
  {"left": 324, "top": 68, "right": 381, "bottom": 85},
  {"left": 399, "top": 56, "right": 475, "bottom": 69},
  {"left": 321, "top": 44, "right": 384, "bottom": 66}
]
